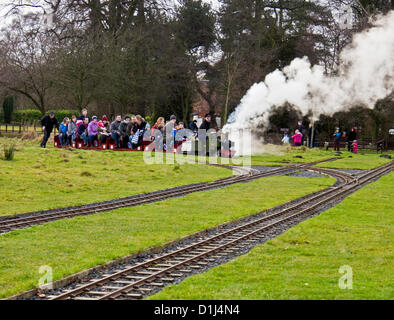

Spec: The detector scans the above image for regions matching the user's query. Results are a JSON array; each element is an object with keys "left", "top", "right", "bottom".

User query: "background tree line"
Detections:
[{"left": 0, "top": 0, "right": 393, "bottom": 141}]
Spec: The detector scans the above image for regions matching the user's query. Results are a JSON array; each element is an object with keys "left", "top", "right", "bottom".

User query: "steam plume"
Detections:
[{"left": 224, "top": 11, "right": 394, "bottom": 153}]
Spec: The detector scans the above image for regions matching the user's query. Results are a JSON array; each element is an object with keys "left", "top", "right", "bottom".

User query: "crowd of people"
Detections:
[
  {"left": 40, "top": 109, "right": 213, "bottom": 149},
  {"left": 282, "top": 121, "right": 358, "bottom": 153},
  {"left": 41, "top": 111, "right": 360, "bottom": 153}
]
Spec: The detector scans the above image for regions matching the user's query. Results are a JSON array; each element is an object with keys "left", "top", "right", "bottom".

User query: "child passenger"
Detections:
[
  {"left": 59, "top": 117, "right": 69, "bottom": 146},
  {"left": 98, "top": 115, "right": 110, "bottom": 145},
  {"left": 67, "top": 115, "right": 77, "bottom": 144}
]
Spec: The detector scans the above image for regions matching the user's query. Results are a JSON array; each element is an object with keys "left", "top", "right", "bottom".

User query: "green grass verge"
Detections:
[
  {"left": 149, "top": 172, "right": 394, "bottom": 300},
  {"left": 316, "top": 153, "right": 392, "bottom": 169},
  {"left": 0, "top": 138, "right": 230, "bottom": 216},
  {"left": 245, "top": 148, "right": 392, "bottom": 169},
  {"left": 0, "top": 175, "right": 334, "bottom": 298}
]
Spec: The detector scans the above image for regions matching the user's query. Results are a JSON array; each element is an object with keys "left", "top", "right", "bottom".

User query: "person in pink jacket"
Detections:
[{"left": 292, "top": 130, "right": 303, "bottom": 147}]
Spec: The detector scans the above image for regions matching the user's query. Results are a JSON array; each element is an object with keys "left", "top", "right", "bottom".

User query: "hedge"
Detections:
[
  {"left": 13, "top": 109, "right": 42, "bottom": 123},
  {"left": 10, "top": 109, "right": 79, "bottom": 123}
]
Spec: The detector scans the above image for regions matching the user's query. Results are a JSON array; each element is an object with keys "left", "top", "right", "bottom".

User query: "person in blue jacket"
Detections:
[{"left": 59, "top": 117, "right": 69, "bottom": 146}]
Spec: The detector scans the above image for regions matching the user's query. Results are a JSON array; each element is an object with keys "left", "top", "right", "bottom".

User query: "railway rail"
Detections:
[
  {"left": 0, "top": 158, "right": 338, "bottom": 234},
  {"left": 41, "top": 161, "right": 392, "bottom": 300}
]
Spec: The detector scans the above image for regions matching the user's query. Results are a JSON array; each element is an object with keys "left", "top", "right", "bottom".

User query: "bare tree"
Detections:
[{"left": 0, "top": 15, "right": 58, "bottom": 114}]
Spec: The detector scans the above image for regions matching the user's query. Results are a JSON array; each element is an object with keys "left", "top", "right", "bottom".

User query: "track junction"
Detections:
[{"left": 6, "top": 159, "right": 391, "bottom": 300}]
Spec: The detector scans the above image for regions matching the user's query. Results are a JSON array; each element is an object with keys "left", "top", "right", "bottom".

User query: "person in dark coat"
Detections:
[
  {"left": 119, "top": 115, "right": 131, "bottom": 148},
  {"left": 333, "top": 128, "right": 342, "bottom": 151},
  {"left": 77, "top": 108, "right": 90, "bottom": 122},
  {"left": 77, "top": 117, "right": 89, "bottom": 146},
  {"left": 189, "top": 120, "right": 198, "bottom": 133},
  {"left": 199, "top": 114, "right": 211, "bottom": 131},
  {"left": 297, "top": 121, "right": 305, "bottom": 145},
  {"left": 347, "top": 127, "right": 357, "bottom": 152},
  {"left": 40, "top": 112, "right": 59, "bottom": 148},
  {"left": 110, "top": 115, "right": 122, "bottom": 148}
]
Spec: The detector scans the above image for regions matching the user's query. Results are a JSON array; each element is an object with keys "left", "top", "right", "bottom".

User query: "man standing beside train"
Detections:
[{"left": 40, "top": 112, "right": 59, "bottom": 148}]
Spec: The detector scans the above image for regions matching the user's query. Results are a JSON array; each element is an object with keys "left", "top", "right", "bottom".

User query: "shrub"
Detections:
[
  {"left": 2, "top": 96, "right": 14, "bottom": 123},
  {"left": 12, "top": 109, "right": 80, "bottom": 124},
  {"left": 2, "top": 142, "right": 16, "bottom": 161},
  {"left": 13, "top": 109, "right": 42, "bottom": 123}
]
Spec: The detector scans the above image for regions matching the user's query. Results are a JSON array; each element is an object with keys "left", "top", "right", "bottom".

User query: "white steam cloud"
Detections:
[{"left": 224, "top": 11, "right": 394, "bottom": 154}]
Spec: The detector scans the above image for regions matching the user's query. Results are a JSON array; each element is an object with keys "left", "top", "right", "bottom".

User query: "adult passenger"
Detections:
[
  {"left": 78, "top": 117, "right": 89, "bottom": 146},
  {"left": 199, "top": 114, "right": 211, "bottom": 131},
  {"left": 98, "top": 115, "right": 111, "bottom": 145},
  {"left": 88, "top": 116, "right": 99, "bottom": 146},
  {"left": 110, "top": 115, "right": 122, "bottom": 148},
  {"left": 189, "top": 120, "right": 198, "bottom": 133},
  {"left": 152, "top": 117, "right": 165, "bottom": 131},
  {"left": 119, "top": 115, "right": 131, "bottom": 148}
]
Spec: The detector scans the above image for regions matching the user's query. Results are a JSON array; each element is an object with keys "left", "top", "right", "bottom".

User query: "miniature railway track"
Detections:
[
  {"left": 44, "top": 161, "right": 392, "bottom": 300},
  {"left": 0, "top": 158, "right": 338, "bottom": 234}
]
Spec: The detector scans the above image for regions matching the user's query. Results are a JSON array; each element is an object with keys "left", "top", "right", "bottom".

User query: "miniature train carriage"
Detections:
[{"left": 54, "top": 134, "right": 236, "bottom": 158}]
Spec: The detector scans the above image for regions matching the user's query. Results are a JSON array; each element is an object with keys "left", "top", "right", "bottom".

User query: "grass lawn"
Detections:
[
  {"left": 0, "top": 175, "right": 334, "bottom": 298},
  {"left": 316, "top": 152, "right": 392, "bottom": 169},
  {"left": 0, "top": 137, "right": 231, "bottom": 216},
  {"left": 149, "top": 172, "right": 394, "bottom": 300},
  {"left": 243, "top": 147, "right": 392, "bottom": 169}
]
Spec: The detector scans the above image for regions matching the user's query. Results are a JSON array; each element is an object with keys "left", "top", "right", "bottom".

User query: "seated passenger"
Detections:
[
  {"left": 67, "top": 115, "right": 77, "bottom": 144},
  {"left": 189, "top": 120, "right": 198, "bottom": 133},
  {"left": 88, "top": 116, "right": 99, "bottom": 146},
  {"left": 175, "top": 122, "right": 188, "bottom": 143},
  {"left": 153, "top": 123, "right": 164, "bottom": 151},
  {"left": 152, "top": 117, "right": 165, "bottom": 131},
  {"left": 59, "top": 117, "right": 70, "bottom": 146},
  {"left": 98, "top": 115, "right": 110, "bottom": 145},
  {"left": 77, "top": 117, "right": 89, "bottom": 146},
  {"left": 110, "top": 115, "right": 122, "bottom": 148},
  {"left": 199, "top": 114, "right": 211, "bottom": 131},
  {"left": 128, "top": 115, "right": 147, "bottom": 149},
  {"left": 119, "top": 115, "right": 131, "bottom": 148},
  {"left": 176, "top": 122, "right": 193, "bottom": 144}
]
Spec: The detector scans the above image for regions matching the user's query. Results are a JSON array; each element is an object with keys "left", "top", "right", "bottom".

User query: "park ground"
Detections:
[{"left": 0, "top": 136, "right": 392, "bottom": 299}]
